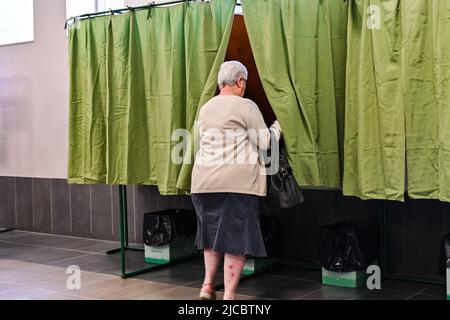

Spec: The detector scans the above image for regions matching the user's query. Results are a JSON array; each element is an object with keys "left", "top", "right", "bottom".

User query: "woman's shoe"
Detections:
[
  {"left": 199, "top": 291, "right": 217, "bottom": 300},
  {"left": 199, "top": 283, "right": 216, "bottom": 300}
]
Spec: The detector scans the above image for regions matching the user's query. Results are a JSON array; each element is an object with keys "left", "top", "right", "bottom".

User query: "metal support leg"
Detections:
[
  {"left": 107, "top": 185, "right": 198, "bottom": 279},
  {"left": 119, "top": 185, "right": 127, "bottom": 276},
  {"left": 106, "top": 185, "right": 142, "bottom": 255},
  {"left": 122, "top": 186, "right": 129, "bottom": 247}
]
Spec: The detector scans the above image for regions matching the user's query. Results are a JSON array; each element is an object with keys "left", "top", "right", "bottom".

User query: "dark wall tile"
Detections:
[
  {"left": 258, "top": 198, "right": 284, "bottom": 259},
  {"left": 402, "top": 198, "right": 442, "bottom": 278},
  {"left": 297, "top": 190, "right": 333, "bottom": 262},
  {"left": 0, "top": 176, "right": 16, "bottom": 228},
  {"left": 91, "top": 184, "right": 113, "bottom": 240},
  {"left": 16, "top": 178, "right": 33, "bottom": 231},
  {"left": 51, "top": 179, "right": 71, "bottom": 235},
  {"left": 70, "top": 184, "right": 92, "bottom": 238},
  {"left": 134, "top": 185, "right": 159, "bottom": 243},
  {"left": 292, "top": 190, "right": 381, "bottom": 266},
  {"left": 180, "top": 195, "right": 194, "bottom": 210},
  {"left": 333, "top": 195, "right": 382, "bottom": 265},
  {"left": 134, "top": 185, "right": 158, "bottom": 214},
  {"left": 385, "top": 201, "right": 405, "bottom": 275},
  {"left": 156, "top": 192, "right": 183, "bottom": 211},
  {"left": 279, "top": 206, "right": 300, "bottom": 260},
  {"left": 32, "top": 178, "right": 51, "bottom": 233},
  {"left": 442, "top": 202, "right": 450, "bottom": 235},
  {"left": 330, "top": 193, "right": 381, "bottom": 225}
]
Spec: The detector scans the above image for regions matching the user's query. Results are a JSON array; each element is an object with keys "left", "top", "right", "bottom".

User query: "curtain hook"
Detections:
[
  {"left": 109, "top": 8, "right": 115, "bottom": 16},
  {"left": 64, "top": 17, "right": 72, "bottom": 30},
  {"left": 147, "top": 1, "right": 156, "bottom": 19}
]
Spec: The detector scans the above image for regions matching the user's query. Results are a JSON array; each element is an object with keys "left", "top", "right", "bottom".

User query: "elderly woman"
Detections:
[{"left": 191, "top": 61, "right": 282, "bottom": 300}]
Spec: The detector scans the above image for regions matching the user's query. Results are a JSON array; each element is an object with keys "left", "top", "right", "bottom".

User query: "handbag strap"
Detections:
[{"left": 271, "top": 174, "right": 284, "bottom": 192}]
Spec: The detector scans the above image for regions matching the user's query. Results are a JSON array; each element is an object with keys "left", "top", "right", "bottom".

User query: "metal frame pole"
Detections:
[
  {"left": 119, "top": 185, "right": 127, "bottom": 276},
  {"left": 122, "top": 186, "right": 129, "bottom": 247},
  {"left": 108, "top": 185, "right": 198, "bottom": 279}
]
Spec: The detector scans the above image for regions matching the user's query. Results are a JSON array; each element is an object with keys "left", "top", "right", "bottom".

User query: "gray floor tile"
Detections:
[
  {"left": 419, "top": 284, "right": 446, "bottom": 297},
  {"left": 95, "top": 281, "right": 175, "bottom": 300},
  {"left": 23, "top": 250, "right": 89, "bottom": 264},
  {"left": 0, "top": 243, "right": 61, "bottom": 261},
  {"left": 36, "top": 293, "right": 89, "bottom": 300},
  {"left": 252, "top": 279, "right": 322, "bottom": 299},
  {"left": 380, "top": 279, "right": 428, "bottom": 294},
  {"left": 72, "top": 241, "right": 120, "bottom": 254},
  {"left": 182, "top": 257, "right": 205, "bottom": 268},
  {"left": 141, "top": 285, "right": 203, "bottom": 300},
  {"left": 0, "top": 231, "right": 444, "bottom": 300},
  {"left": 0, "top": 230, "right": 30, "bottom": 241},
  {"left": 235, "top": 275, "right": 296, "bottom": 297},
  {"left": 407, "top": 293, "right": 446, "bottom": 300},
  {"left": 135, "top": 264, "right": 204, "bottom": 286},
  {"left": 351, "top": 289, "right": 413, "bottom": 300},
  {"left": 0, "top": 286, "right": 56, "bottom": 300},
  {"left": 301, "top": 285, "right": 369, "bottom": 300},
  {"left": 265, "top": 265, "right": 312, "bottom": 279},
  {"left": 296, "top": 270, "right": 322, "bottom": 282}
]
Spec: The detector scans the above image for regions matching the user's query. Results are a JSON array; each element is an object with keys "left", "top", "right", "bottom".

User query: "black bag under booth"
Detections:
[
  {"left": 143, "top": 209, "right": 196, "bottom": 247},
  {"left": 439, "top": 233, "right": 450, "bottom": 277},
  {"left": 319, "top": 221, "right": 380, "bottom": 272}
]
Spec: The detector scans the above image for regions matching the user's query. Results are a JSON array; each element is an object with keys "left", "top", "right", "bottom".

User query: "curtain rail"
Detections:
[{"left": 64, "top": 0, "right": 241, "bottom": 29}]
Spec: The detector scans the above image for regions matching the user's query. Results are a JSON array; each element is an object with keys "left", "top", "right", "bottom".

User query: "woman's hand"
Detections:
[
  {"left": 269, "top": 120, "right": 282, "bottom": 143},
  {"left": 272, "top": 120, "right": 282, "bottom": 135}
]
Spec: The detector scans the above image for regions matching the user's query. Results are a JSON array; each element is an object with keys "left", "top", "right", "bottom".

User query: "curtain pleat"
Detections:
[
  {"left": 241, "top": 0, "right": 348, "bottom": 188},
  {"left": 344, "top": 0, "right": 450, "bottom": 202},
  {"left": 68, "top": 0, "right": 235, "bottom": 195}
]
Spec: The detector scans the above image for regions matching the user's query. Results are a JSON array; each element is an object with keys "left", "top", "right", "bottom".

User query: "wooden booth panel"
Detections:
[{"left": 224, "top": 15, "right": 276, "bottom": 125}]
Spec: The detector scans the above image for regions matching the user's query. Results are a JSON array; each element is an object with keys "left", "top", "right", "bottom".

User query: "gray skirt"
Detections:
[{"left": 191, "top": 192, "right": 267, "bottom": 257}]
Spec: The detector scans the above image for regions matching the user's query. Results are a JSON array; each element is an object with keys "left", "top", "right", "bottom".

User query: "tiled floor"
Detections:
[{"left": 0, "top": 230, "right": 446, "bottom": 300}]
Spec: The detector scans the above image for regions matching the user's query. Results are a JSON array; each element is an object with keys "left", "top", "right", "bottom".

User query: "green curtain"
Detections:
[
  {"left": 344, "top": 0, "right": 405, "bottom": 201},
  {"left": 344, "top": 0, "right": 450, "bottom": 201},
  {"left": 405, "top": 0, "right": 450, "bottom": 201},
  {"left": 241, "top": 0, "right": 348, "bottom": 188},
  {"left": 68, "top": 0, "right": 235, "bottom": 195}
]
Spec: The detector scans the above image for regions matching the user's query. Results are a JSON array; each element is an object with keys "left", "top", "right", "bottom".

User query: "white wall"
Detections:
[
  {"left": 0, "top": 0, "right": 236, "bottom": 179},
  {"left": 0, "top": 0, "right": 191, "bottom": 179},
  {"left": 0, "top": 0, "right": 69, "bottom": 179}
]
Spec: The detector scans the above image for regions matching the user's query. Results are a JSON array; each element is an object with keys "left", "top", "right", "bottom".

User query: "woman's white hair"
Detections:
[{"left": 217, "top": 61, "right": 248, "bottom": 89}]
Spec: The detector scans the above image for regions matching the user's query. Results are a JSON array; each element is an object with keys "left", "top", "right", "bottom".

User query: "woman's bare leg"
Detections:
[
  {"left": 223, "top": 253, "right": 246, "bottom": 300},
  {"left": 202, "top": 248, "right": 221, "bottom": 294}
]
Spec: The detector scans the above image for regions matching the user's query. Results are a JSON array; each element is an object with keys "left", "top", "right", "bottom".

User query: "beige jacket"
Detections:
[{"left": 191, "top": 95, "right": 281, "bottom": 196}]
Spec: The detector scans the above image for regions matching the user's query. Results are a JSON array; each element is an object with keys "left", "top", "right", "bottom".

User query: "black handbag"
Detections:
[{"left": 266, "top": 133, "right": 305, "bottom": 209}]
